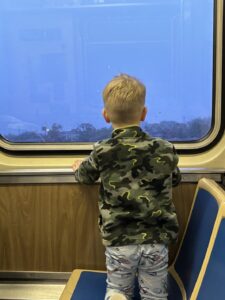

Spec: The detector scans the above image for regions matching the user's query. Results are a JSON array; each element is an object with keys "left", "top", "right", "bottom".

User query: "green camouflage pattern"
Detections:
[{"left": 74, "top": 126, "right": 180, "bottom": 247}]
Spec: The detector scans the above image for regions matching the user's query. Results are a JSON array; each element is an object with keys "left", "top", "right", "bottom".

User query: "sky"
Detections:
[{"left": 0, "top": 0, "right": 214, "bottom": 134}]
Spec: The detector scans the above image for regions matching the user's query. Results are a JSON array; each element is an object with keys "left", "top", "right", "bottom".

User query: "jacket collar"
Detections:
[{"left": 111, "top": 126, "right": 145, "bottom": 139}]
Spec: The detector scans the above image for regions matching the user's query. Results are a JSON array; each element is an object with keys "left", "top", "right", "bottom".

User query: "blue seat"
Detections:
[
  {"left": 168, "top": 178, "right": 225, "bottom": 299},
  {"left": 71, "top": 272, "right": 106, "bottom": 300},
  {"left": 61, "top": 270, "right": 179, "bottom": 300},
  {"left": 194, "top": 202, "right": 225, "bottom": 299},
  {"left": 70, "top": 271, "right": 141, "bottom": 300},
  {"left": 60, "top": 178, "right": 225, "bottom": 300}
]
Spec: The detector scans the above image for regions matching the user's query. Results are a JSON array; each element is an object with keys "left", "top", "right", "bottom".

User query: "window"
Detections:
[{"left": 0, "top": 0, "right": 221, "bottom": 150}]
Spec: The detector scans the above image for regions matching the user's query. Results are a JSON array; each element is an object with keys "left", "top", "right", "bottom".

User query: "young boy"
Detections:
[{"left": 72, "top": 74, "right": 180, "bottom": 300}]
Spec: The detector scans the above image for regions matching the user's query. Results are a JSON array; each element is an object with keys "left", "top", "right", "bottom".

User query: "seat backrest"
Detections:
[
  {"left": 193, "top": 201, "right": 225, "bottom": 299},
  {"left": 173, "top": 178, "right": 225, "bottom": 299}
]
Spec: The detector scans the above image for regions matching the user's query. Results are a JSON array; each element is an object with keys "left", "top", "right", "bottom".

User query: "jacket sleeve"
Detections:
[
  {"left": 74, "top": 149, "right": 100, "bottom": 184},
  {"left": 172, "top": 166, "right": 181, "bottom": 187},
  {"left": 171, "top": 146, "right": 181, "bottom": 186}
]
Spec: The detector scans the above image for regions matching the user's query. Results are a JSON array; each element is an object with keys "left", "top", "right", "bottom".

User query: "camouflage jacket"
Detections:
[{"left": 74, "top": 126, "right": 180, "bottom": 247}]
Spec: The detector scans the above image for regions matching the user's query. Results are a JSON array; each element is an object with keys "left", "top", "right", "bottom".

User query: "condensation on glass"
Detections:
[{"left": 0, "top": 0, "right": 214, "bottom": 143}]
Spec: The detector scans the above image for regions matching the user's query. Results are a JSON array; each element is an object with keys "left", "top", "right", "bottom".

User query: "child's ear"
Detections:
[
  {"left": 140, "top": 106, "right": 147, "bottom": 121},
  {"left": 102, "top": 108, "right": 111, "bottom": 123}
]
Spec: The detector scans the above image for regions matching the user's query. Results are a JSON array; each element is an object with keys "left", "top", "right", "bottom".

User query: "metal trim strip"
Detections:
[{"left": 0, "top": 168, "right": 224, "bottom": 184}]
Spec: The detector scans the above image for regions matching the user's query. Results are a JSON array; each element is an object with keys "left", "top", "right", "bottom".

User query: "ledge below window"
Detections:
[{"left": 0, "top": 168, "right": 224, "bottom": 184}]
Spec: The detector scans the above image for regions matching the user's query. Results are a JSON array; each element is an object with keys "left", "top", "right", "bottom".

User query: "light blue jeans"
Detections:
[{"left": 104, "top": 244, "right": 168, "bottom": 300}]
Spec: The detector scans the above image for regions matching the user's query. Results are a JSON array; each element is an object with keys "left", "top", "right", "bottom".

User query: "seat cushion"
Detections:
[
  {"left": 71, "top": 272, "right": 106, "bottom": 300},
  {"left": 71, "top": 271, "right": 182, "bottom": 300},
  {"left": 71, "top": 271, "right": 141, "bottom": 300}
]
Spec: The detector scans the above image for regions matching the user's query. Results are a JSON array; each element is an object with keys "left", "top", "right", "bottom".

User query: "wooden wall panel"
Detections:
[
  {"left": 0, "top": 183, "right": 196, "bottom": 272},
  {"left": 169, "top": 184, "right": 196, "bottom": 263}
]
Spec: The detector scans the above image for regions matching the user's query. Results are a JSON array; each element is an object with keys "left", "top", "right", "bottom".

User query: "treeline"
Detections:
[{"left": 4, "top": 117, "right": 211, "bottom": 143}]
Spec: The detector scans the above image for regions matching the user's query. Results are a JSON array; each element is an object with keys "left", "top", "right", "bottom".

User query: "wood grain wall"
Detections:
[{"left": 0, "top": 183, "right": 196, "bottom": 272}]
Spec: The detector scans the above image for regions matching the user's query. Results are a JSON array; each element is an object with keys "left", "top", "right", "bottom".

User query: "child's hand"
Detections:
[{"left": 72, "top": 159, "right": 84, "bottom": 171}]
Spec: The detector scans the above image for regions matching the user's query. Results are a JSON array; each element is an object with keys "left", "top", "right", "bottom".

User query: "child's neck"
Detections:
[{"left": 112, "top": 122, "right": 140, "bottom": 130}]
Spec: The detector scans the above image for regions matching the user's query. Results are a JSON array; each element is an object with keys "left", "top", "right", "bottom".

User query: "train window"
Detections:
[{"left": 0, "top": 0, "right": 222, "bottom": 151}]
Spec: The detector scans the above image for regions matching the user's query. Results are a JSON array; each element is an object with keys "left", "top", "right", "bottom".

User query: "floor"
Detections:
[
  {"left": 0, "top": 272, "right": 69, "bottom": 300},
  {"left": 0, "top": 283, "right": 65, "bottom": 300}
]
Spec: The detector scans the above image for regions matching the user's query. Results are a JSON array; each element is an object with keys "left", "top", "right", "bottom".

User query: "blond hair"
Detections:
[{"left": 103, "top": 74, "right": 146, "bottom": 125}]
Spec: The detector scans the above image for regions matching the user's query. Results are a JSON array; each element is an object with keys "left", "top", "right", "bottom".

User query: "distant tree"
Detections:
[
  {"left": 5, "top": 131, "right": 43, "bottom": 142},
  {"left": 72, "top": 123, "right": 112, "bottom": 141},
  {"left": 46, "top": 123, "right": 64, "bottom": 142},
  {"left": 187, "top": 118, "right": 211, "bottom": 139},
  {"left": 144, "top": 121, "right": 188, "bottom": 140},
  {"left": 4, "top": 117, "right": 211, "bottom": 143},
  {"left": 41, "top": 126, "right": 47, "bottom": 132},
  {"left": 72, "top": 123, "right": 97, "bottom": 142},
  {"left": 144, "top": 117, "right": 211, "bottom": 141},
  {"left": 41, "top": 126, "right": 49, "bottom": 135},
  {"left": 94, "top": 126, "right": 112, "bottom": 140}
]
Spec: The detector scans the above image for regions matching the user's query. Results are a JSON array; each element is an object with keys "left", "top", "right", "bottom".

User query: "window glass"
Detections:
[{"left": 0, "top": 0, "right": 214, "bottom": 143}]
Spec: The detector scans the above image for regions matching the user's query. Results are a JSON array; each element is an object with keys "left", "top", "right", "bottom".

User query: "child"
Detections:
[{"left": 72, "top": 74, "right": 180, "bottom": 300}]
